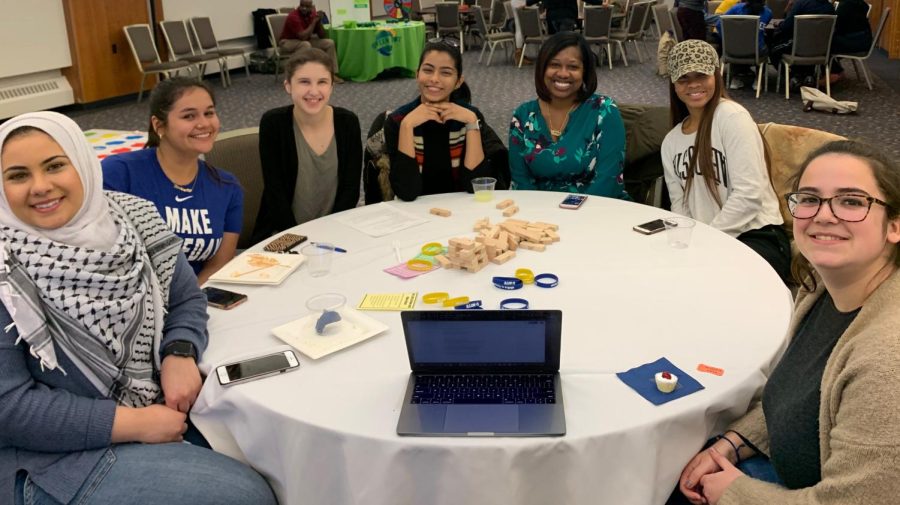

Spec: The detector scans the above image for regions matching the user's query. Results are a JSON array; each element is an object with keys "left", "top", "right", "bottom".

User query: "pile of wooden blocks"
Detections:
[{"left": 434, "top": 217, "right": 559, "bottom": 273}]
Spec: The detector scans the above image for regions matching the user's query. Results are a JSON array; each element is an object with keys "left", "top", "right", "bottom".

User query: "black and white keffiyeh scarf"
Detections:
[{"left": 0, "top": 192, "right": 182, "bottom": 407}]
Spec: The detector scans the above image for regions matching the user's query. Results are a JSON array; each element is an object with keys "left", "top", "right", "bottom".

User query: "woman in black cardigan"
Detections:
[{"left": 253, "top": 48, "right": 361, "bottom": 242}]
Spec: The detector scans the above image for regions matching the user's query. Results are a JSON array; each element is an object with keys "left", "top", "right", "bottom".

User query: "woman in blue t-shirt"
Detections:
[{"left": 102, "top": 78, "right": 243, "bottom": 285}]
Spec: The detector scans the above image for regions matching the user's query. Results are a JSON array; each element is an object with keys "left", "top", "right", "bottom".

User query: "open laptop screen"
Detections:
[{"left": 401, "top": 310, "right": 562, "bottom": 373}]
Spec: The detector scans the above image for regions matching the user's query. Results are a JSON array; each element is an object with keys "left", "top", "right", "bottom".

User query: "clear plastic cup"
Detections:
[
  {"left": 306, "top": 293, "right": 346, "bottom": 335},
  {"left": 301, "top": 243, "right": 333, "bottom": 277},
  {"left": 663, "top": 217, "right": 696, "bottom": 249},
  {"left": 471, "top": 177, "right": 497, "bottom": 202}
]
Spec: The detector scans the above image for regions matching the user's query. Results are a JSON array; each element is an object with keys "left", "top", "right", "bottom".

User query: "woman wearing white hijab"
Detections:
[{"left": 0, "top": 112, "right": 275, "bottom": 505}]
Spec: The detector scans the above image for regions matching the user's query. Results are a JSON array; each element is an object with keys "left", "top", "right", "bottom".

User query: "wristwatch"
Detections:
[
  {"left": 464, "top": 119, "right": 481, "bottom": 133},
  {"left": 162, "top": 340, "right": 197, "bottom": 361}
]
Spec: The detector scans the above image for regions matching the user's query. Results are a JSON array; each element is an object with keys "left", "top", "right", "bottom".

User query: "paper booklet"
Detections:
[
  {"left": 208, "top": 252, "right": 305, "bottom": 285},
  {"left": 271, "top": 308, "right": 389, "bottom": 360}
]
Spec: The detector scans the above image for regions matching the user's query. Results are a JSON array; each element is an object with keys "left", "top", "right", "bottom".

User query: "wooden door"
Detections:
[{"left": 62, "top": 0, "right": 166, "bottom": 103}]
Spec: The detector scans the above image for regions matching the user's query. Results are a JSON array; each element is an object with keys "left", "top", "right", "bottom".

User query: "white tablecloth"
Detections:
[{"left": 191, "top": 191, "right": 792, "bottom": 505}]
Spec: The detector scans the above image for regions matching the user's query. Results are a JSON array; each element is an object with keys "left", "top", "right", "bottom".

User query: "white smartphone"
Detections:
[
  {"left": 216, "top": 350, "right": 300, "bottom": 386},
  {"left": 559, "top": 194, "right": 588, "bottom": 209},
  {"left": 633, "top": 218, "right": 667, "bottom": 235}
]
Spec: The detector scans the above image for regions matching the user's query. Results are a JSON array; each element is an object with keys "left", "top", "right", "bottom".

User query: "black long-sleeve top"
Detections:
[{"left": 253, "top": 105, "right": 361, "bottom": 242}]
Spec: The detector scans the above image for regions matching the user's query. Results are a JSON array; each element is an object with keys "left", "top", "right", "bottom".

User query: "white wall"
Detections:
[
  {"left": 0, "top": 0, "right": 71, "bottom": 79},
  {"left": 160, "top": 1, "right": 334, "bottom": 40}
]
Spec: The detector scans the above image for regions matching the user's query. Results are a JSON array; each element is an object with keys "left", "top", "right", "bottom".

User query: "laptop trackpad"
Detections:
[{"left": 443, "top": 405, "right": 519, "bottom": 434}]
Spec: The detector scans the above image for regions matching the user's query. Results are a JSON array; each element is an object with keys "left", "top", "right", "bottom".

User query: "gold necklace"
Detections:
[{"left": 544, "top": 103, "right": 577, "bottom": 138}]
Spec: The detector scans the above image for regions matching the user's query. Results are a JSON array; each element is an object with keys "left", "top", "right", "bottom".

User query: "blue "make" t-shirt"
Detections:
[{"left": 101, "top": 148, "right": 243, "bottom": 273}]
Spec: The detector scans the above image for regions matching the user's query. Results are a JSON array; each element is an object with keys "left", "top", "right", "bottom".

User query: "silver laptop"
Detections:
[{"left": 397, "top": 310, "right": 565, "bottom": 437}]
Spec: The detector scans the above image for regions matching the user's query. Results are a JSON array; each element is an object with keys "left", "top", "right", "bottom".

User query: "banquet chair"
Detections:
[
  {"left": 436, "top": 2, "right": 465, "bottom": 52},
  {"left": 204, "top": 127, "right": 263, "bottom": 250},
  {"left": 583, "top": 6, "right": 617, "bottom": 70},
  {"left": 517, "top": 7, "right": 548, "bottom": 67},
  {"left": 653, "top": 3, "right": 674, "bottom": 37},
  {"left": 159, "top": 20, "right": 228, "bottom": 86},
  {"left": 720, "top": 15, "right": 769, "bottom": 98},
  {"left": 190, "top": 17, "right": 251, "bottom": 85},
  {"left": 472, "top": 5, "right": 515, "bottom": 65},
  {"left": 265, "top": 14, "right": 293, "bottom": 81},
  {"left": 488, "top": 0, "right": 508, "bottom": 31},
  {"left": 123, "top": 24, "right": 197, "bottom": 103},
  {"left": 830, "top": 7, "right": 891, "bottom": 91},
  {"left": 668, "top": 8, "right": 683, "bottom": 41},
  {"left": 775, "top": 15, "right": 836, "bottom": 99},
  {"left": 610, "top": 0, "right": 652, "bottom": 64}
]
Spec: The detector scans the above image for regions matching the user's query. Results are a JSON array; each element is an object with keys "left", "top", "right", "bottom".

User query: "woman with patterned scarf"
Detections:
[{"left": 0, "top": 112, "right": 275, "bottom": 505}]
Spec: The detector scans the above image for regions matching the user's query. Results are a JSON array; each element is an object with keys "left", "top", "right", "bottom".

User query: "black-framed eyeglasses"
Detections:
[{"left": 785, "top": 192, "right": 892, "bottom": 222}]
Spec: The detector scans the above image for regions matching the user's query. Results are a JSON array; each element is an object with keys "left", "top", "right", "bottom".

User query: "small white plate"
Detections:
[{"left": 270, "top": 308, "right": 389, "bottom": 360}]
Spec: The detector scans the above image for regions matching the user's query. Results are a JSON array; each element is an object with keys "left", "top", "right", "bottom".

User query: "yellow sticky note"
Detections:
[{"left": 358, "top": 292, "right": 418, "bottom": 311}]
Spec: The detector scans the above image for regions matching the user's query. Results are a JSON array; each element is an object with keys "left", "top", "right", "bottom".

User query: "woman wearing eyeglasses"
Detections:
[
  {"left": 661, "top": 40, "right": 789, "bottom": 283},
  {"left": 673, "top": 140, "right": 900, "bottom": 505}
]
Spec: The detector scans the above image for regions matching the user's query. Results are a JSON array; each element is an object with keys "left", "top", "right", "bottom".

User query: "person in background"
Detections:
[
  {"left": 253, "top": 48, "right": 361, "bottom": 242},
  {"left": 384, "top": 41, "right": 505, "bottom": 201},
  {"left": 280, "top": 0, "right": 344, "bottom": 83},
  {"left": 828, "top": 0, "right": 872, "bottom": 85},
  {"left": 525, "top": 0, "right": 579, "bottom": 33},
  {"left": 661, "top": 40, "right": 790, "bottom": 282},
  {"left": 672, "top": 140, "right": 900, "bottom": 505},
  {"left": 715, "top": 0, "right": 773, "bottom": 90},
  {"left": 0, "top": 111, "right": 276, "bottom": 505},
  {"left": 768, "top": 0, "right": 834, "bottom": 88},
  {"left": 508, "top": 32, "right": 629, "bottom": 199},
  {"left": 102, "top": 78, "right": 242, "bottom": 286},
  {"left": 678, "top": 0, "right": 709, "bottom": 40}
]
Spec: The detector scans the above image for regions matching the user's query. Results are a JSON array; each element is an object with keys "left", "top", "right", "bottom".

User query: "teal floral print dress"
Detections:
[{"left": 508, "top": 94, "right": 629, "bottom": 199}]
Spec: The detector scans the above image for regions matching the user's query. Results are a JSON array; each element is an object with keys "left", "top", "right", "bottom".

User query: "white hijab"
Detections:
[{"left": 0, "top": 111, "right": 118, "bottom": 250}]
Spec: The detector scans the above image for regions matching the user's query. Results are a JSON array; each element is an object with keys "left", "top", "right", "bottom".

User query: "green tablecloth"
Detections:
[{"left": 325, "top": 21, "right": 425, "bottom": 82}]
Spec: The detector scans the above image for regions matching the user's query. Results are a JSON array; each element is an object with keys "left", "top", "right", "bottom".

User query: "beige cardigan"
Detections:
[{"left": 720, "top": 269, "right": 900, "bottom": 504}]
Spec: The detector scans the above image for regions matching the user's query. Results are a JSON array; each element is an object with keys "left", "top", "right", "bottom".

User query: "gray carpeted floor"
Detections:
[{"left": 63, "top": 41, "right": 900, "bottom": 157}]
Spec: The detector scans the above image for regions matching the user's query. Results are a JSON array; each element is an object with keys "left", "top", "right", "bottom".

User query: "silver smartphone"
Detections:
[
  {"left": 633, "top": 218, "right": 667, "bottom": 235},
  {"left": 216, "top": 350, "right": 300, "bottom": 386}
]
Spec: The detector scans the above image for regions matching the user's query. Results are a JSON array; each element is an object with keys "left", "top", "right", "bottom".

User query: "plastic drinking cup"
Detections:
[
  {"left": 663, "top": 217, "right": 696, "bottom": 249},
  {"left": 301, "top": 243, "right": 334, "bottom": 277},
  {"left": 472, "top": 177, "right": 497, "bottom": 202}
]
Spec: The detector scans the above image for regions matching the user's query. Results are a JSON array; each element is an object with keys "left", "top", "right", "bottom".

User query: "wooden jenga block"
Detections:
[
  {"left": 507, "top": 233, "right": 519, "bottom": 251},
  {"left": 503, "top": 218, "right": 528, "bottom": 226},
  {"left": 531, "top": 222, "right": 559, "bottom": 231},
  {"left": 502, "top": 206, "right": 519, "bottom": 217},
  {"left": 435, "top": 255, "right": 452, "bottom": 268},
  {"left": 491, "top": 250, "right": 516, "bottom": 265},
  {"left": 498, "top": 230, "right": 508, "bottom": 245},
  {"left": 449, "top": 238, "right": 475, "bottom": 249},
  {"left": 519, "top": 241, "right": 546, "bottom": 252},
  {"left": 539, "top": 237, "right": 553, "bottom": 244},
  {"left": 517, "top": 228, "right": 543, "bottom": 243},
  {"left": 545, "top": 229, "right": 560, "bottom": 242},
  {"left": 430, "top": 207, "right": 451, "bottom": 217},
  {"left": 495, "top": 199, "right": 514, "bottom": 209},
  {"left": 486, "top": 225, "right": 500, "bottom": 238}
]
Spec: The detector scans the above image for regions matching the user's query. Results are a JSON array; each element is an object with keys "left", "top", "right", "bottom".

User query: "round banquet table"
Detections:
[
  {"left": 191, "top": 190, "right": 792, "bottom": 505},
  {"left": 325, "top": 21, "right": 426, "bottom": 82}
]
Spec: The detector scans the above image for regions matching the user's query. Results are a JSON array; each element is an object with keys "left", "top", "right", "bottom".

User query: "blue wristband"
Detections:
[
  {"left": 492, "top": 276, "right": 524, "bottom": 290},
  {"left": 534, "top": 273, "right": 559, "bottom": 288},
  {"left": 454, "top": 300, "right": 483, "bottom": 310},
  {"left": 499, "top": 298, "right": 529, "bottom": 310}
]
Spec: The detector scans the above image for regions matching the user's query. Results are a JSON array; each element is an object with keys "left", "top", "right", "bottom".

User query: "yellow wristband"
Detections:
[
  {"left": 515, "top": 268, "right": 535, "bottom": 284},
  {"left": 406, "top": 259, "right": 433, "bottom": 271},
  {"left": 442, "top": 296, "right": 470, "bottom": 307},
  {"left": 422, "top": 292, "right": 450, "bottom": 304},
  {"left": 420, "top": 242, "right": 444, "bottom": 256}
]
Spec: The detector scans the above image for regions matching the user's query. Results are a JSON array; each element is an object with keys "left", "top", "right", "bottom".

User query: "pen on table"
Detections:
[
  {"left": 393, "top": 242, "right": 402, "bottom": 262},
  {"left": 312, "top": 242, "right": 347, "bottom": 253}
]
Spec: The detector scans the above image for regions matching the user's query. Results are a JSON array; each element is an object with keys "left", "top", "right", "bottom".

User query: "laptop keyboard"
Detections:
[{"left": 411, "top": 374, "right": 556, "bottom": 404}]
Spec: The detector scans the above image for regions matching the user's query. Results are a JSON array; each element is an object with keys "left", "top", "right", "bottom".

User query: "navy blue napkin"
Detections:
[{"left": 616, "top": 357, "right": 704, "bottom": 405}]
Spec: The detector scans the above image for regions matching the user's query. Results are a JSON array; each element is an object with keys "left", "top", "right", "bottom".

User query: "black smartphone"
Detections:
[
  {"left": 203, "top": 287, "right": 248, "bottom": 310},
  {"left": 559, "top": 194, "right": 588, "bottom": 209},
  {"left": 633, "top": 218, "right": 667, "bottom": 235},
  {"left": 216, "top": 350, "right": 300, "bottom": 386},
  {"left": 263, "top": 233, "right": 308, "bottom": 253}
]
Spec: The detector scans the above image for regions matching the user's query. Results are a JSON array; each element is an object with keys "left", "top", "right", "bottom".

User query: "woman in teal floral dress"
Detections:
[{"left": 509, "top": 32, "right": 629, "bottom": 199}]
